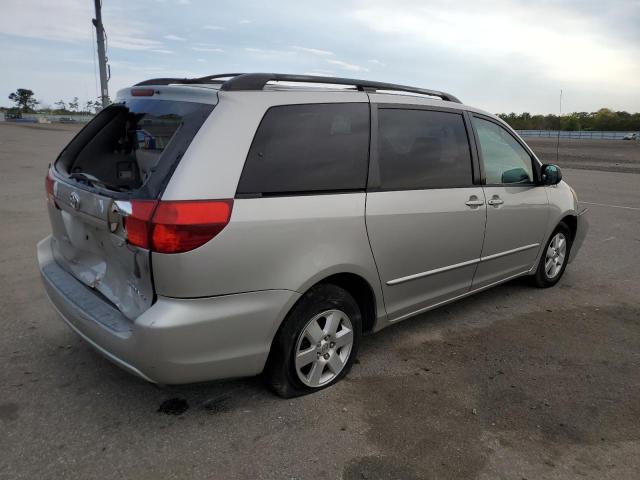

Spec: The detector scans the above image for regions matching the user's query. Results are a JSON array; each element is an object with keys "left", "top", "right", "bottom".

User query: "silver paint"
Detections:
[{"left": 37, "top": 83, "right": 589, "bottom": 385}]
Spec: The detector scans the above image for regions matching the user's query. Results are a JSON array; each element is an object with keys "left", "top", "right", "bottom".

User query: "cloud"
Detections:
[
  {"left": 1, "top": 0, "right": 637, "bottom": 112},
  {"left": 163, "top": 34, "right": 187, "bottom": 41},
  {"left": 244, "top": 47, "right": 296, "bottom": 58},
  {"left": 326, "top": 59, "right": 369, "bottom": 73},
  {"left": 0, "top": 0, "right": 163, "bottom": 51},
  {"left": 0, "top": 0, "right": 92, "bottom": 43},
  {"left": 303, "top": 70, "right": 336, "bottom": 77},
  {"left": 291, "top": 46, "right": 335, "bottom": 56},
  {"left": 351, "top": 0, "right": 640, "bottom": 87},
  {"left": 192, "top": 46, "right": 224, "bottom": 52},
  {"left": 108, "top": 36, "right": 164, "bottom": 51}
]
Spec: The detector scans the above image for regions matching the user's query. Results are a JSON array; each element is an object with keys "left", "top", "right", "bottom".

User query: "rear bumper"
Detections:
[
  {"left": 568, "top": 207, "right": 589, "bottom": 263},
  {"left": 37, "top": 236, "right": 300, "bottom": 384}
]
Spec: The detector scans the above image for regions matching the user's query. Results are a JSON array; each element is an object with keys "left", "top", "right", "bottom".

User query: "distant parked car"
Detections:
[
  {"left": 623, "top": 132, "right": 638, "bottom": 140},
  {"left": 58, "top": 117, "right": 77, "bottom": 124}
]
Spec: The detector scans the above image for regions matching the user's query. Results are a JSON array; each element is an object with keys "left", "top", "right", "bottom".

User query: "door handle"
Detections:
[
  {"left": 465, "top": 197, "right": 485, "bottom": 207},
  {"left": 487, "top": 197, "right": 504, "bottom": 206}
]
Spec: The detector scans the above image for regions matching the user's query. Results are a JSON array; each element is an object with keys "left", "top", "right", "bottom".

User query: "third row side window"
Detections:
[
  {"left": 377, "top": 109, "right": 473, "bottom": 190},
  {"left": 237, "top": 103, "right": 370, "bottom": 194}
]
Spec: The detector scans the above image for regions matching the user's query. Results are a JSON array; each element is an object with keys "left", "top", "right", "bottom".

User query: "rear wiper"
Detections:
[{"left": 69, "top": 172, "right": 125, "bottom": 191}]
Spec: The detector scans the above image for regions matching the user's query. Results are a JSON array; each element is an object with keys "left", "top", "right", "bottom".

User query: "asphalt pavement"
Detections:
[{"left": 1, "top": 123, "right": 639, "bottom": 479}]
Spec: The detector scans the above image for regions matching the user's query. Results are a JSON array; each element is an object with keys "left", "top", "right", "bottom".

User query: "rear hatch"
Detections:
[{"left": 46, "top": 89, "right": 216, "bottom": 319}]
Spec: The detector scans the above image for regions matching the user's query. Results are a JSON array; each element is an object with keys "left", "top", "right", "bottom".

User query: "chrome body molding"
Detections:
[
  {"left": 479, "top": 243, "right": 540, "bottom": 262},
  {"left": 387, "top": 258, "right": 480, "bottom": 286},
  {"left": 386, "top": 243, "right": 540, "bottom": 286}
]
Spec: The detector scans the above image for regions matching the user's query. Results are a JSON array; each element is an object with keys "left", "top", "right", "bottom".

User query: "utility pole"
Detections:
[{"left": 92, "top": 0, "right": 109, "bottom": 107}]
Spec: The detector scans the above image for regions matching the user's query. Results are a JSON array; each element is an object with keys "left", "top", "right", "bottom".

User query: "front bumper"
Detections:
[
  {"left": 37, "top": 236, "right": 300, "bottom": 384},
  {"left": 568, "top": 207, "right": 589, "bottom": 263}
]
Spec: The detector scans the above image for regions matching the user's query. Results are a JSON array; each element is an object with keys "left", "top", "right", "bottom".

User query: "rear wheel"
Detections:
[
  {"left": 264, "top": 284, "right": 361, "bottom": 398},
  {"left": 533, "top": 222, "right": 572, "bottom": 288}
]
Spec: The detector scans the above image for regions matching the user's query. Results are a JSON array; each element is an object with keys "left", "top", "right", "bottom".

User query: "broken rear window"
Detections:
[{"left": 55, "top": 99, "right": 214, "bottom": 198}]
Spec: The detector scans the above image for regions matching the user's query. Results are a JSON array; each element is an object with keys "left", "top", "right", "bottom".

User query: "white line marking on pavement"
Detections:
[{"left": 581, "top": 201, "right": 640, "bottom": 211}]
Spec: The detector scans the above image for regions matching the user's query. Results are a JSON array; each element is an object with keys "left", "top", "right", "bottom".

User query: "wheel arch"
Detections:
[
  {"left": 277, "top": 268, "right": 383, "bottom": 337},
  {"left": 314, "top": 272, "right": 378, "bottom": 334},
  {"left": 560, "top": 214, "right": 578, "bottom": 243}
]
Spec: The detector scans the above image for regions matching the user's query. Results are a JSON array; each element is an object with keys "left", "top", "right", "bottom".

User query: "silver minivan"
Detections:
[{"left": 38, "top": 73, "right": 588, "bottom": 397}]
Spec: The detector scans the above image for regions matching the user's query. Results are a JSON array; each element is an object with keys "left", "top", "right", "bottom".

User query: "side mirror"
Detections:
[{"left": 541, "top": 164, "right": 562, "bottom": 185}]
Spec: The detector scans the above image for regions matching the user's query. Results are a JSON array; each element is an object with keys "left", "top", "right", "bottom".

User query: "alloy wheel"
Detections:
[
  {"left": 544, "top": 232, "right": 567, "bottom": 279},
  {"left": 294, "top": 309, "right": 354, "bottom": 387}
]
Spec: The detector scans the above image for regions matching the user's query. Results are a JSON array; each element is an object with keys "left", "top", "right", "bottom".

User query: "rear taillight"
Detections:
[
  {"left": 45, "top": 168, "right": 59, "bottom": 209},
  {"left": 123, "top": 200, "right": 158, "bottom": 249},
  {"left": 151, "top": 200, "right": 234, "bottom": 253},
  {"left": 123, "top": 199, "right": 233, "bottom": 254}
]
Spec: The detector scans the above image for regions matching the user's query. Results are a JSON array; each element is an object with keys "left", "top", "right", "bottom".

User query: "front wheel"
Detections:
[
  {"left": 264, "top": 284, "right": 362, "bottom": 398},
  {"left": 533, "top": 222, "right": 572, "bottom": 288}
]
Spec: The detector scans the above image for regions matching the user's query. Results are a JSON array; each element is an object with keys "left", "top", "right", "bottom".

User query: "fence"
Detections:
[
  {"left": 517, "top": 130, "right": 638, "bottom": 140},
  {"left": 0, "top": 113, "right": 94, "bottom": 124}
]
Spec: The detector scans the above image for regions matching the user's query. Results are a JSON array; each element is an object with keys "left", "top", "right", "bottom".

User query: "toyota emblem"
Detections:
[{"left": 69, "top": 191, "right": 81, "bottom": 210}]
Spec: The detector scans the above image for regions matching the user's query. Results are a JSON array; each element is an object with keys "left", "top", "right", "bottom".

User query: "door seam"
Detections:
[
  {"left": 469, "top": 186, "right": 488, "bottom": 290},
  {"left": 363, "top": 190, "right": 391, "bottom": 326}
]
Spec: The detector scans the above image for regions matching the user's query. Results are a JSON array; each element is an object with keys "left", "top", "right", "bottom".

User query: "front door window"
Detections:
[{"left": 473, "top": 117, "right": 533, "bottom": 185}]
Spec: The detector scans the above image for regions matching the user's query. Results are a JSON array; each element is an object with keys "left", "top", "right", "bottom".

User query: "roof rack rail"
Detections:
[
  {"left": 134, "top": 73, "right": 243, "bottom": 87},
  {"left": 219, "top": 73, "right": 461, "bottom": 103},
  {"left": 133, "top": 72, "right": 461, "bottom": 103}
]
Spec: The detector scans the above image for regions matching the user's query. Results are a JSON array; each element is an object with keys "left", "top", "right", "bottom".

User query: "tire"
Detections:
[
  {"left": 264, "top": 283, "right": 362, "bottom": 398},
  {"left": 533, "top": 222, "right": 572, "bottom": 288}
]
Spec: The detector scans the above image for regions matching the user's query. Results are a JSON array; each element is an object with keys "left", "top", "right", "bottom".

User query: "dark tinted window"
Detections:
[
  {"left": 237, "top": 103, "right": 369, "bottom": 194},
  {"left": 377, "top": 109, "right": 473, "bottom": 189}
]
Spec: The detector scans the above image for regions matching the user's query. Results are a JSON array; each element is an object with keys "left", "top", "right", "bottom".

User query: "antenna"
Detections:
[{"left": 556, "top": 89, "right": 562, "bottom": 164}]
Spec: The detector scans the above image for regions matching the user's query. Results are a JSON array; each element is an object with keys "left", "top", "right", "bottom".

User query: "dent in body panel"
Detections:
[
  {"left": 41, "top": 229, "right": 302, "bottom": 383},
  {"left": 47, "top": 189, "right": 153, "bottom": 320}
]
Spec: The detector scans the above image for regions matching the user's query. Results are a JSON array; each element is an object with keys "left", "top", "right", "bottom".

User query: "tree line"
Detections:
[
  {"left": 5, "top": 88, "right": 640, "bottom": 131},
  {"left": 4, "top": 88, "right": 105, "bottom": 116},
  {"left": 497, "top": 108, "right": 640, "bottom": 132}
]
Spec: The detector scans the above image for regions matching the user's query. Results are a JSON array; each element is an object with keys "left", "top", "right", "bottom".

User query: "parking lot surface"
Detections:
[{"left": 1, "top": 123, "right": 639, "bottom": 479}]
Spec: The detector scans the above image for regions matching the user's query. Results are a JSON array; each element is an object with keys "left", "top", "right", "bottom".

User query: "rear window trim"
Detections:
[{"left": 235, "top": 188, "right": 366, "bottom": 199}]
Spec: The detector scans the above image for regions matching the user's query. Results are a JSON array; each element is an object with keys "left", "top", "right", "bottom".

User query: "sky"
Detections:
[{"left": 1, "top": 0, "right": 638, "bottom": 114}]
